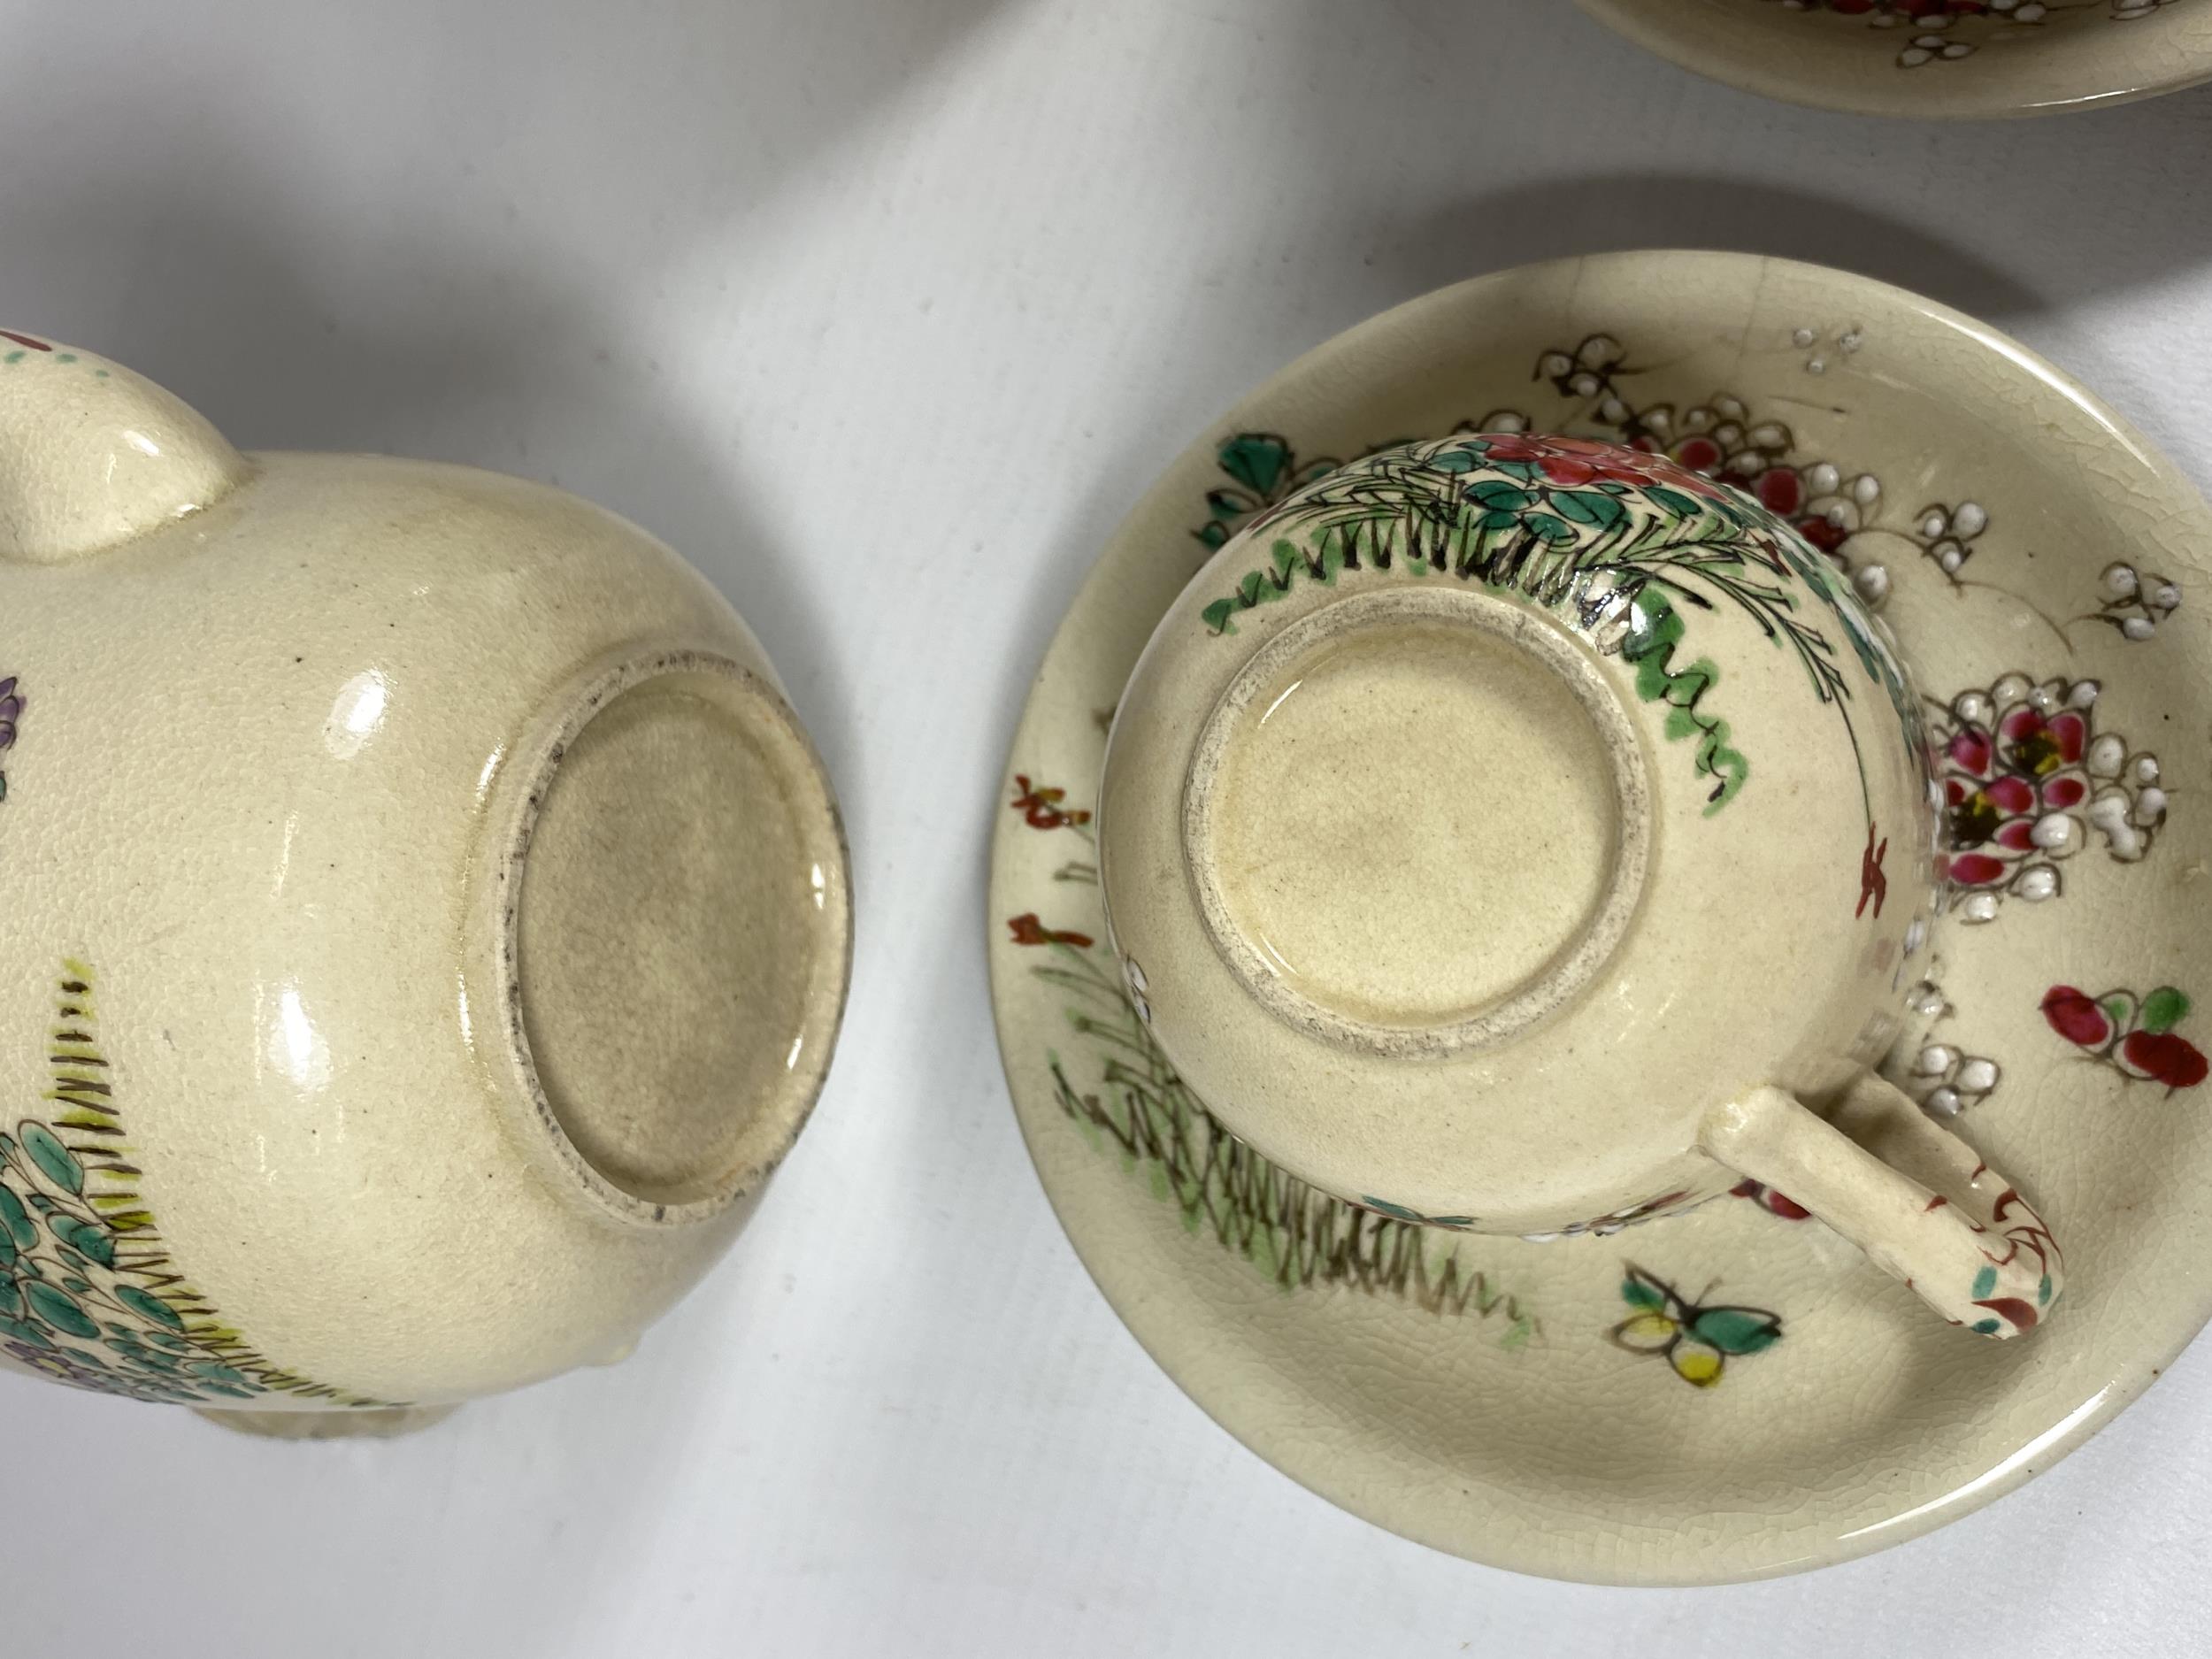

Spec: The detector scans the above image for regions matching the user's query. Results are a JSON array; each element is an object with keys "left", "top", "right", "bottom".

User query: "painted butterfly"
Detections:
[{"left": 1609, "top": 1265, "right": 1783, "bottom": 1388}]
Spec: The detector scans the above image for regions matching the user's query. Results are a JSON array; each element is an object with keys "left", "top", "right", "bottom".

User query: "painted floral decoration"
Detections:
[
  {"left": 2043, "top": 985, "right": 2208, "bottom": 1092},
  {"left": 2085, "top": 561, "right": 2182, "bottom": 643},
  {"left": 1909, "top": 1041, "right": 2002, "bottom": 1118},
  {"left": 1610, "top": 1267, "right": 1783, "bottom": 1388},
  {"left": 1525, "top": 338, "right": 1890, "bottom": 580},
  {"left": 1016, "top": 917, "right": 1534, "bottom": 1336},
  {"left": 1933, "top": 675, "right": 2164, "bottom": 922},
  {"left": 1008, "top": 912, "right": 1094, "bottom": 949},
  {"left": 1732, "top": 1179, "right": 1812, "bottom": 1220},
  {"left": 1765, "top": 0, "right": 2175, "bottom": 71},
  {"left": 1, "top": 963, "right": 380, "bottom": 1406},
  {"left": 1010, "top": 774, "right": 1091, "bottom": 832},
  {"left": 1007, "top": 774, "right": 1100, "bottom": 887},
  {"left": 1194, "top": 434, "right": 1346, "bottom": 552},
  {"left": 1196, "top": 428, "right": 1923, "bottom": 825},
  {"left": 0, "top": 674, "right": 19, "bottom": 803},
  {"left": 1499, "top": 332, "right": 2001, "bottom": 612}
]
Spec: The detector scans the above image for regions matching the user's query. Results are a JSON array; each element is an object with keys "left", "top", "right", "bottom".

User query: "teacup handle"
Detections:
[{"left": 1699, "top": 1075, "right": 2062, "bottom": 1338}]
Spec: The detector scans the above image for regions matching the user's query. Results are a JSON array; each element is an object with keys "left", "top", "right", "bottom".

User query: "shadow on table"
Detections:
[
  {"left": 1220, "top": 0, "right": 2212, "bottom": 352},
  {"left": 0, "top": 0, "right": 1023, "bottom": 795}
]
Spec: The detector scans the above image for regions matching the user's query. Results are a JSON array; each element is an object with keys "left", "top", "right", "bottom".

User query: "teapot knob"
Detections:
[{"left": 0, "top": 331, "right": 248, "bottom": 564}]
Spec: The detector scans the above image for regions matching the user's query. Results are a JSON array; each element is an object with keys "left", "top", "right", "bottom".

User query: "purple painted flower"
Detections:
[{"left": 0, "top": 677, "right": 21, "bottom": 750}]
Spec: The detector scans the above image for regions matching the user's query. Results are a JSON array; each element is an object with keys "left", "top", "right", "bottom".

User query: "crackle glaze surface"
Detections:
[
  {"left": 1578, "top": 0, "right": 2212, "bottom": 117},
  {"left": 1095, "top": 431, "right": 1954, "bottom": 1248},
  {"left": 987, "top": 252, "right": 2212, "bottom": 1582},
  {"left": 0, "top": 338, "right": 854, "bottom": 1414}
]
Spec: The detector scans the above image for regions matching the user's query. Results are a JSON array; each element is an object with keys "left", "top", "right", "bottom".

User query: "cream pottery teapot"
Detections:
[{"left": 0, "top": 333, "right": 852, "bottom": 1422}]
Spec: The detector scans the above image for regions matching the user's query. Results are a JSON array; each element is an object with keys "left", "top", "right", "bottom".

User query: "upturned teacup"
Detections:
[{"left": 1097, "top": 432, "right": 2062, "bottom": 1337}]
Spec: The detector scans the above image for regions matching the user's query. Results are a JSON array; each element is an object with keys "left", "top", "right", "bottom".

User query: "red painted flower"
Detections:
[
  {"left": 1621, "top": 421, "right": 1844, "bottom": 544},
  {"left": 1857, "top": 822, "right": 1889, "bottom": 919},
  {"left": 1942, "top": 701, "right": 2090, "bottom": 889},
  {"left": 2039, "top": 987, "right": 2110, "bottom": 1048},
  {"left": 1007, "top": 913, "right": 1094, "bottom": 949},
  {"left": 2124, "top": 1032, "right": 2210, "bottom": 1091},
  {"left": 1732, "top": 1179, "right": 1811, "bottom": 1221},
  {"left": 2043, "top": 983, "right": 2208, "bottom": 1092},
  {"left": 1475, "top": 433, "right": 1731, "bottom": 502},
  {"left": 1010, "top": 775, "right": 1090, "bottom": 832}
]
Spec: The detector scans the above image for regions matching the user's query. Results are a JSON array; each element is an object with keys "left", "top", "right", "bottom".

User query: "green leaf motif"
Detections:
[
  {"left": 1184, "top": 435, "right": 1857, "bottom": 815},
  {"left": 21, "top": 1124, "right": 84, "bottom": 1194},
  {"left": 1465, "top": 480, "right": 1533, "bottom": 512},
  {"left": 1553, "top": 489, "right": 1627, "bottom": 528},
  {"left": 0, "top": 1278, "right": 19, "bottom": 1319},
  {"left": 1691, "top": 1308, "right": 1781, "bottom": 1356},
  {"left": 0, "top": 1184, "right": 35, "bottom": 1250},
  {"left": 2142, "top": 987, "right": 2192, "bottom": 1037},
  {"left": 1217, "top": 434, "right": 1292, "bottom": 498},
  {"left": 115, "top": 1285, "right": 187, "bottom": 1331},
  {"left": 1972, "top": 1264, "right": 1998, "bottom": 1300},
  {"left": 1623, "top": 593, "right": 1748, "bottom": 814},
  {"left": 0, "top": 1315, "right": 51, "bottom": 1348},
  {"left": 47, "top": 1214, "right": 115, "bottom": 1267},
  {"left": 1620, "top": 1273, "right": 1665, "bottom": 1312},
  {"left": 25, "top": 1279, "right": 98, "bottom": 1339}
]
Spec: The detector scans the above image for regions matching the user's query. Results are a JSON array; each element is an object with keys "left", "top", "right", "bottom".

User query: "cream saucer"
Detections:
[
  {"left": 988, "top": 251, "right": 2212, "bottom": 1584},
  {"left": 1578, "top": 0, "right": 2212, "bottom": 119}
]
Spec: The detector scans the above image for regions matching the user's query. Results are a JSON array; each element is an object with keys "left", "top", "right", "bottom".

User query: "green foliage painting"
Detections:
[
  {"left": 0, "top": 961, "right": 380, "bottom": 1407},
  {"left": 1019, "top": 929, "right": 1535, "bottom": 1339},
  {"left": 1194, "top": 430, "right": 1924, "bottom": 819}
]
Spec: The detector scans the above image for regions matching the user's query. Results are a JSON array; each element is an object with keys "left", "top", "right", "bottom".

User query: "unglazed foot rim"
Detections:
[
  {"left": 491, "top": 649, "right": 854, "bottom": 1228},
  {"left": 1180, "top": 586, "right": 1651, "bottom": 1056},
  {"left": 194, "top": 1404, "right": 461, "bottom": 1440}
]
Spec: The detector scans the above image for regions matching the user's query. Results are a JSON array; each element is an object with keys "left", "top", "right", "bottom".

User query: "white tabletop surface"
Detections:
[{"left": 5, "top": 2, "right": 2212, "bottom": 1653}]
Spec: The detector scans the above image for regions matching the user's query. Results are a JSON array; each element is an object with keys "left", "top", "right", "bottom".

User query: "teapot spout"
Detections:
[{"left": 0, "top": 332, "right": 247, "bottom": 564}]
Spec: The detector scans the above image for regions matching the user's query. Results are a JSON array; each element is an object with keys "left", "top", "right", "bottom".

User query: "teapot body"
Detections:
[{"left": 0, "top": 346, "right": 849, "bottom": 1411}]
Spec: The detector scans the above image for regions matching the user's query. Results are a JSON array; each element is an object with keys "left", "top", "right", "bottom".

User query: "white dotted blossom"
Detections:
[
  {"left": 1900, "top": 31, "right": 1976, "bottom": 66},
  {"left": 1897, "top": 980, "right": 2001, "bottom": 1120},
  {"left": 2088, "top": 561, "right": 2182, "bottom": 643},
  {"left": 1912, "top": 500, "right": 1988, "bottom": 580},
  {"left": 1763, "top": 0, "right": 2099, "bottom": 66}
]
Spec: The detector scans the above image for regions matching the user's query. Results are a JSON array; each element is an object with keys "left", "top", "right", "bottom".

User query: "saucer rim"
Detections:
[
  {"left": 1574, "top": 0, "right": 2212, "bottom": 120},
  {"left": 987, "top": 249, "right": 2212, "bottom": 1585}
]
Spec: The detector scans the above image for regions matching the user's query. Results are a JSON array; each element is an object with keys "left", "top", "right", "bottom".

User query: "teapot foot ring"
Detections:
[
  {"left": 486, "top": 649, "right": 854, "bottom": 1228},
  {"left": 193, "top": 1404, "right": 460, "bottom": 1440}
]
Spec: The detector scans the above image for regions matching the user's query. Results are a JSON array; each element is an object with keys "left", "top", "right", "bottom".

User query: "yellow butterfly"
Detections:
[{"left": 1609, "top": 1265, "right": 1783, "bottom": 1388}]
